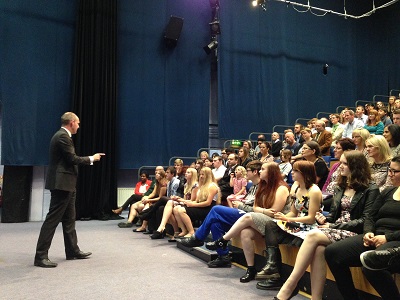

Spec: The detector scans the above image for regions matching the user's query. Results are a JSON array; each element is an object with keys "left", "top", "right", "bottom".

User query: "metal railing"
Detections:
[
  {"left": 168, "top": 156, "right": 197, "bottom": 167},
  {"left": 336, "top": 106, "right": 355, "bottom": 113},
  {"left": 137, "top": 165, "right": 168, "bottom": 179},
  {"left": 390, "top": 89, "right": 400, "bottom": 96},
  {"left": 316, "top": 112, "right": 335, "bottom": 119}
]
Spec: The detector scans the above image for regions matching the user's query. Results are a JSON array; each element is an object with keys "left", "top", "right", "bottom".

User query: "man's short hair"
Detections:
[
  {"left": 393, "top": 109, "right": 400, "bottom": 115},
  {"left": 346, "top": 109, "right": 355, "bottom": 116},
  {"left": 246, "top": 160, "right": 262, "bottom": 172},
  {"left": 167, "top": 166, "right": 177, "bottom": 176}
]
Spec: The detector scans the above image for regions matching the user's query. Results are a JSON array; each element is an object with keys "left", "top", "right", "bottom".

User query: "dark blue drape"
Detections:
[
  {"left": 0, "top": 1, "right": 77, "bottom": 165},
  {"left": 117, "top": 0, "right": 210, "bottom": 168}
]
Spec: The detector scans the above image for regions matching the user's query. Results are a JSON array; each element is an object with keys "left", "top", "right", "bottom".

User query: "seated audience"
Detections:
[
  {"left": 118, "top": 169, "right": 167, "bottom": 229},
  {"left": 238, "top": 146, "right": 252, "bottom": 167},
  {"left": 275, "top": 151, "right": 378, "bottom": 300},
  {"left": 180, "top": 160, "right": 263, "bottom": 268},
  {"left": 227, "top": 166, "right": 248, "bottom": 207},
  {"left": 174, "top": 159, "right": 186, "bottom": 197},
  {"left": 365, "top": 135, "right": 392, "bottom": 191},
  {"left": 378, "top": 107, "right": 393, "bottom": 126},
  {"left": 342, "top": 109, "right": 364, "bottom": 138},
  {"left": 301, "top": 141, "right": 329, "bottom": 190},
  {"left": 254, "top": 135, "right": 266, "bottom": 155},
  {"left": 200, "top": 150, "right": 209, "bottom": 163},
  {"left": 150, "top": 168, "right": 198, "bottom": 240},
  {"left": 284, "top": 132, "right": 301, "bottom": 156},
  {"left": 279, "top": 149, "right": 292, "bottom": 182},
  {"left": 291, "top": 128, "right": 316, "bottom": 162},
  {"left": 271, "top": 132, "right": 283, "bottom": 159},
  {"left": 258, "top": 141, "right": 274, "bottom": 163},
  {"left": 204, "top": 157, "right": 213, "bottom": 168},
  {"left": 393, "top": 108, "right": 400, "bottom": 126},
  {"left": 355, "top": 105, "right": 368, "bottom": 124},
  {"left": 112, "top": 169, "right": 154, "bottom": 215},
  {"left": 256, "top": 161, "right": 323, "bottom": 290},
  {"left": 322, "top": 138, "right": 356, "bottom": 196},
  {"left": 312, "top": 119, "right": 332, "bottom": 156},
  {"left": 243, "top": 140, "right": 258, "bottom": 160},
  {"left": 383, "top": 124, "right": 400, "bottom": 157},
  {"left": 211, "top": 155, "right": 226, "bottom": 182},
  {"left": 194, "top": 159, "right": 204, "bottom": 177},
  {"left": 205, "top": 162, "right": 290, "bottom": 283},
  {"left": 352, "top": 128, "right": 370, "bottom": 157},
  {"left": 218, "top": 153, "right": 239, "bottom": 205},
  {"left": 325, "top": 156, "right": 400, "bottom": 300},
  {"left": 388, "top": 96, "right": 396, "bottom": 119},
  {"left": 330, "top": 113, "right": 344, "bottom": 147},
  {"left": 173, "top": 167, "right": 220, "bottom": 237},
  {"left": 293, "top": 123, "right": 305, "bottom": 144},
  {"left": 364, "top": 109, "right": 384, "bottom": 135}
]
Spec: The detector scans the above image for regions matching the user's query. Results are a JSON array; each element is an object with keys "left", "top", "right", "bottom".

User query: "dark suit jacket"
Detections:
[
  {"left": 45, "top": 128, "right": 90, "bottom": 192},
  {"left": 271, "top": 140, "right": 283, "bottom": 157},
  {"left": 219, "top": 164, "right": 238, "bottom": 196},
  {"left": 312, "top": 130, "right": 332, "bottom": 156}
]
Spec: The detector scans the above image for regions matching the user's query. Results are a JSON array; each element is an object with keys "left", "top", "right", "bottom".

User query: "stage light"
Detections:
[
  {"left": 252, "top": 0, "right": 265, "bottom": 7},
  {"left": 203, "top": 40, "right": 218, "bottom": 55}
]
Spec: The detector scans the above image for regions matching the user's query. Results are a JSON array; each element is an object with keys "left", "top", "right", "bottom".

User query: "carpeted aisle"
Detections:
[{"left": 0, "top": 216, "right": 308, "bottom": 300}]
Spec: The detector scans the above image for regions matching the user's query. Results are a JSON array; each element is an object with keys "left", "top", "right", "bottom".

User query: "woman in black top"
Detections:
[{"left": 325, "top": 156, "right": 400, "bottom": 300}]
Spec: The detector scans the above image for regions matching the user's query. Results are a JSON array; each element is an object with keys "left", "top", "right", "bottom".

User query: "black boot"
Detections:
[
  {"left": 256, "top": 277, "right": 283, "bottom": 290},
  {"left": 256, "top": 247, "right": 281, "bottom": 279},
  {"left": 240, "top": 266, "right": 256, "bottom": 283}
]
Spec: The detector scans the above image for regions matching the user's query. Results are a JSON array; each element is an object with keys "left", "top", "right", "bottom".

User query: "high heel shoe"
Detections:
[
  {"left": 205, "top": 237, "right": 229, "bottom": 250},
  {"left": 150, "top": 230, "right": 165, "bottom": 239},
  {"left": 273, "top": 286, "right": 299, "bottom": 300}
]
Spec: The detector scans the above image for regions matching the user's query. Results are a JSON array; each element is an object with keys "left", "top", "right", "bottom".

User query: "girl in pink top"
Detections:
[{"left": 227, "top": 166, "right": 248, "bottom": 207}]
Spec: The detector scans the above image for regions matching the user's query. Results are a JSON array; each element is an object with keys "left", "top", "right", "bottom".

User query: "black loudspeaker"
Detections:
[
  {"left": 164, "top": 16, "right": 184, "bottom": 48},
  {"left": 1, "top": 166, "right": 33, "bottom": 223}
]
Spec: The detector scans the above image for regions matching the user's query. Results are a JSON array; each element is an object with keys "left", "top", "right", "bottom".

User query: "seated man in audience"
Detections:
[
  {"left": 330, "top": 113, "right": 344, "bottom": 147},
  {"left": 180, "top": 160, "right": 262, "bottom": 268},
  {"left": 284, "top": 132, "right": 301, "bottom": 156},
  {"left": 113, "top": 168, "right": 160, "bottom": 216},
  {"left": 218, "top": 153, "right": 239, "bottom": 206},
  {"left": 293, "top": 123, "right": 305, "bottom": 144},
  {"left": 320, "top": 117, "right": 332, "bottom": 132},
  {"left": 342, "top": 109, "right": 364, "bottom": 138},
  {"left": 271, "top": 132, "right": 283, "bottom": 159},
  {"left": 212, "top": 155, "right": 227, "bottom": 182},
  {"left": 392, "top": 109, "right": 400, "bottom": 126},
  {"left": 254, "top": 134, "right": 266, "bottom": 156},
  {"left": 355, "top": 105, "right": 368, "bottom": 124},
  {"left": 378, "top": 107, "right": 393, "bottom": 126},
  {"left": 312, "top": 119, "right": 332, "bottom": 156}
]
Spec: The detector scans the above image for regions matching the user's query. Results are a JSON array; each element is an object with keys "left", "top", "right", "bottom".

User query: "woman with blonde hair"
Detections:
[
  {"left": 151, "top": 168, "right": 198, "bottom": 240},
  {"left": 173, "top": 167, "right": 220, "bottom": 237},
  {"left": 364, "top": 109, "right": 384, "bottom": 135},
  {"left": 365, "top": 134, "right": 393, "bottom": 191},
  {"left": 352, "top": 128, "right": 370, "bottom": 157},
  {"left": 200, "top": 150, "right": 209, "bottom": 162}
]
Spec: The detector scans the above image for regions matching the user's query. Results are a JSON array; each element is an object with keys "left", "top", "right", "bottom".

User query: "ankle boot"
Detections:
[
  {"left": 240, "top": 267, "right": 256, "bottom": 283},
  {"left": 256, "top": 247, "right": 281, "bottom": 279}
]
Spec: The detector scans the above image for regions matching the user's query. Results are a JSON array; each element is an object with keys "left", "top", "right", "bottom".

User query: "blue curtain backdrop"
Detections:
[
  {"left": 1, "top": 0, "right": 399, "bottom": 167},
  {"left": 117, "top": 0, "right": 210, "bottom": 168},
  {"left": 0, "top": 1, "right": 77, "bottom": 165}
]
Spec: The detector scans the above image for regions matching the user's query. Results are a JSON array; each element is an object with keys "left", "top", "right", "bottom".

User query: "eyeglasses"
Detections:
[{"left": 388, "top": 167, "right": 400, "bottom": 175}]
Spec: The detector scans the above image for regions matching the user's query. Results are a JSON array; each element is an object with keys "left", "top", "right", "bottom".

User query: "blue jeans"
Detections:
[{"left": 195, "top": 205, "right": 246, "bottom": 256}]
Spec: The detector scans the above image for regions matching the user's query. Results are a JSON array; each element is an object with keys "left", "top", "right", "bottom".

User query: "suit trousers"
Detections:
[
  {"left": 35, "top": 190, "right": 80, "bottom": 259},
  {"left": 194, "top": 205, "right": 246, "bottom": 256}
]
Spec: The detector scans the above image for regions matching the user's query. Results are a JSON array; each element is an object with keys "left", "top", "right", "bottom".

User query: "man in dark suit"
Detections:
[
  {"left": 34, "top": 112, "right": 105, "bottom": 268},
  {"left": 218, "top": 153, "right": 238, "bottom": 206}
]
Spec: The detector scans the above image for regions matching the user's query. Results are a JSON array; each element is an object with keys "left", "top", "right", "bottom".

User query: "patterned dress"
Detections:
[{"left": 319, "top": 194, "right": 357, "bottom": 242}]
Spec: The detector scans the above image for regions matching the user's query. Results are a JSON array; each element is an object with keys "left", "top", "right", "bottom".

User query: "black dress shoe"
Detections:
[
  {"left": 142, "top": 230, "right": 153, "bottom": 235},
  {"left": 256, "top": 278, "right": 283, "bottom": 290},
  {"left": 205, "top": 237, "right": 229, "bottom": 250},
  {"left": 180, "top": 235, "right": 204, "bottom": 248},
  {"left": 272, "top": 286, "right": 299, "bottom": 300},
  {"left": 34, "top": 258, "right": 58, "bottom": 268},
  {"left": 66, "top": 251, "right": 92, "bottom": 260}
]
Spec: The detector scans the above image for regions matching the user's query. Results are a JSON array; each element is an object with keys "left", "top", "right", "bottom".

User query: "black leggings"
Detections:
[{"left": 120, "top": 194, "right": 142, "bottom": 210}]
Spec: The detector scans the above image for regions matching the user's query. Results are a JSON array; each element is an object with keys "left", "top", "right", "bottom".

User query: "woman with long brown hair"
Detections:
[
  {"left": 364, "top": 109, "right": 384, "bottom": 135},
  {"left": 205, "top": 162, "right": 290, "bottom": 283}
]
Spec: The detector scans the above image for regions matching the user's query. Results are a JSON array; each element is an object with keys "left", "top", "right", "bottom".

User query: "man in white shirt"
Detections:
[
  {"left": 342, "top": 110, "right": 364, "bottom": 138},
  {"left": 355, "top": 105, "right": 368, "bottom": 125},
  {"left": 212, "top": 155, "right": 227, "bottom": 182}
]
